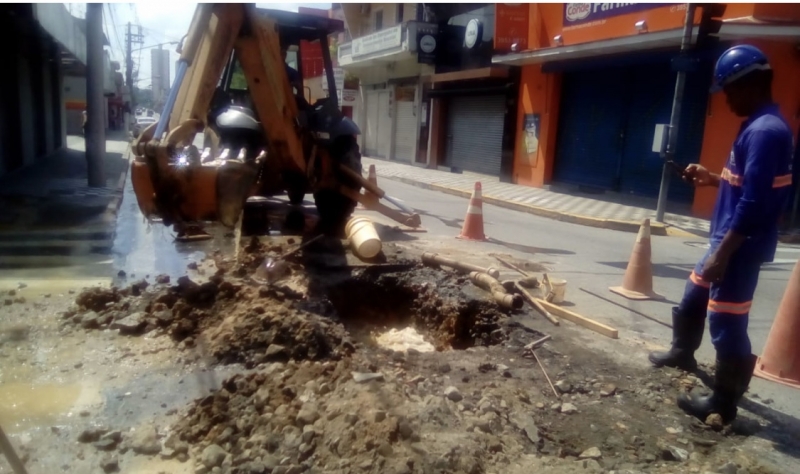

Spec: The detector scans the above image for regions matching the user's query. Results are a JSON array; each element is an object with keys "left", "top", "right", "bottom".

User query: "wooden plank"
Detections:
[{"left": 535, "top": 299, "right": 619, "bottom": 339}]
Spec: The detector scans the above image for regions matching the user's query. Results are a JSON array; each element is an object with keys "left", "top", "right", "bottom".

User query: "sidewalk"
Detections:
[
  {"left": 0, "top": 131, "right": 131, "bottom": 271},
  {"left": 362, "top": 156, "right": 712, "bottom": 238}
]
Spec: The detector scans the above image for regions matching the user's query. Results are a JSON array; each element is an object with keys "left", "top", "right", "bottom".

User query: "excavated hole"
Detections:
[{"left": 327, "top": 270, "right": 507, "bottom": 351}]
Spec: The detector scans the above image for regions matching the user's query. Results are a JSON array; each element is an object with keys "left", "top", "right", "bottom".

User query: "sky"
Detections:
[{"left": 66, "top": 2, "right": 332, "bottom": 90}]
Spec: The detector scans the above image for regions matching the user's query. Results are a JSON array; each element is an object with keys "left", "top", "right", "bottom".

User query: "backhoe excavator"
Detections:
[{"left": 130, "top": 3, "right": 420, "bottom": 240}]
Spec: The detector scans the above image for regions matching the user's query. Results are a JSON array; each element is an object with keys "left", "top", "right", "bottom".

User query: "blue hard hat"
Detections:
[{"left": 711, "top": 44, "right": 771, "bottom": 93}]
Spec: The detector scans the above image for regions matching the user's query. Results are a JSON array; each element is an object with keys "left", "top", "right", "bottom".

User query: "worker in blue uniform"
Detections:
[{"left": 648, "top": 44, "right": 795, "bottom": 423}]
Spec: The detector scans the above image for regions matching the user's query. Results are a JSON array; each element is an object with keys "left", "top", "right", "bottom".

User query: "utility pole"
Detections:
[
  {"left": 655, "top": 3, "right": 725, "bottom": 222},
  {"left": 125, "top": 22, "right": 144, "bottom": 112},
  {"left": 86, "top": 3, "right": 106, "bottom": 187}
]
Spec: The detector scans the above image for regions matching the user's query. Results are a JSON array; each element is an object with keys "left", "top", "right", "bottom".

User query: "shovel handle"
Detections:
[
  {"left": 278, "top": 234, "right": 323, "bottom": 260},
  {"left": 515, "top": 282, "right": 560, "bottom": 326}
]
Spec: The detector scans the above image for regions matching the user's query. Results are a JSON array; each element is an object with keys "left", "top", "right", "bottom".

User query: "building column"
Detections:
[
  {"left": 85, "top": 3, "right": 106, "bottom": 187},
  {"left": 18, "top": 51, "right": 36, "bottom": 167},
  {"left": 51, "top": 42, "right": 65, "bottom": 151},
  {"left": 427, "top": 97, "right": 445, "bottom": 168},
  {"left": 42, "top": 40, "right": 56, "bottom": 156}
]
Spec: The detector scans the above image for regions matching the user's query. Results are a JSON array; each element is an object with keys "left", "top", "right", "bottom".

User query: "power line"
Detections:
[{"left": 106, "top": 4, "right": 126, "bottom": 62}]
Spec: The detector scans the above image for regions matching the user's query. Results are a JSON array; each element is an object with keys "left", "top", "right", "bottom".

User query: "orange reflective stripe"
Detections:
[
  {"left": 708, "top": 300, "right": 752, "bottom": 315},
  {"left": 690, "top": 271, "right": 710, "bottom": 289},
  {"left": 721, "top": 168, "right": 743, "bottom": 187},
  {"left": 773, "top": 174, "right": 792, "bottom": 188}
]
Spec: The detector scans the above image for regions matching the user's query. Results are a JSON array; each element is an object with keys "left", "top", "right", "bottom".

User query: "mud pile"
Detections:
[{"left": 63, "top": 241, "right": 509, "bottom": 369}]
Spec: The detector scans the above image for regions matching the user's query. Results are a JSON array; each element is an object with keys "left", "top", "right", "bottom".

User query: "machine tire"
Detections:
[{"left": 313, "top": 137, "right": 362, "bottom": 237}]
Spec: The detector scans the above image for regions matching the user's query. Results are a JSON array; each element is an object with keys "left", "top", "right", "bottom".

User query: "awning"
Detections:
[
  {"left": 493, "top": 27, "right": 696, "bottom": 67},
  {"left": 494, "top": 21, "right": 800, "bottom": 67}
]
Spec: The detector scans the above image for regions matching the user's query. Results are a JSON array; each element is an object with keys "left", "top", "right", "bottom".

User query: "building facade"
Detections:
[
  {"left": 339, "top": 4, "right": 522, "bottom": 182},
  {"left": 492, "top": 3, "right": 800, "bottom": 218},
  {"left": 339, "top": 4, "right": 437, "bottom": 163},
  {"left": 0, "top": 4, "right": 90, "bottom": 177}
]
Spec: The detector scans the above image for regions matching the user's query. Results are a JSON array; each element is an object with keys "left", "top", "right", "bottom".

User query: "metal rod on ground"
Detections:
[
  {"left": 524, "top": 334, "right": 552, "bottom": 351},
  {"left": 533, "top": 350, "right": 559, "bottom": 399},
  {"left": 0, "top": 424, "right": 28, "bottom": 474},
  {"left": 579, "top": 287, "right": 673, "bottom": 329},
  {"left": 655, "top": 2, "right": 696, "bottom": 223},
  {"left": 494, "top": 256, "right": 528, "bottom": 277}
]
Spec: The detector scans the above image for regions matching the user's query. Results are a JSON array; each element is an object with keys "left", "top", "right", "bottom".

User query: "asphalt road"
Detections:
[{"left": 377, "top": 177, "right": 800, "bottom": 419}]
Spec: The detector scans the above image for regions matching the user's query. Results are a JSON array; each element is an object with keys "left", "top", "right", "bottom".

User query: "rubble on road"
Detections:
[{"left": 45, "top": 240, "right": 782, "bottom": 474}]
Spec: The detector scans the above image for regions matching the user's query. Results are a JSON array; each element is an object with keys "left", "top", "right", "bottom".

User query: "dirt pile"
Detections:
[
  {"left": 61, "top": 242, "right": 509, "bottom": 369},
  {"left": 57, "top": 241, "right": 779, "bottom": 474},
  {"left": 167, "top": 334, "right": 772, "bottom": 474}
]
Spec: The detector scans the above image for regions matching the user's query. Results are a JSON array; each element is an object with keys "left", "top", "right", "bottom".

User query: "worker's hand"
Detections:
[
  {"left": 701, "top": 252, "right": 729, "bottom": 284},
  {"left": 683, "top": 164, "right": 712, "bottom": 187}
]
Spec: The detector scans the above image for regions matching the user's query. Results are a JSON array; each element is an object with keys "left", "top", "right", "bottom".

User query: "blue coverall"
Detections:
[{"left": 679, "top": 103, "right": 794, "bottom": 359}]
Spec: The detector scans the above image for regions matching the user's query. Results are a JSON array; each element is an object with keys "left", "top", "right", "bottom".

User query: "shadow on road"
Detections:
[
  {"left": 487, "top": 237, "right": 575, "bottom": 257},
  {"left": 599, "top": 261, "right": 696, "bottom": 281}
]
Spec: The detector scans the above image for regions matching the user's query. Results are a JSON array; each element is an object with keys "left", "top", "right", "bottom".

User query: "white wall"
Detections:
[{"left": 33, "top": 4, "right": 87, "bottom": 65}]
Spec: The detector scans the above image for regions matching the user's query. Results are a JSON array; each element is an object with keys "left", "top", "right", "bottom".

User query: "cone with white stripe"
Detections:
[
  {"left": 457, "top": 182, "right": 487, "bottom": 241},
  {"left": 609, "top": 219, "right": 663, "bottom": 300}
]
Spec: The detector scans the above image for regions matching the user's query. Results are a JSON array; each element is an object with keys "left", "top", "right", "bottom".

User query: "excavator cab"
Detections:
[{"left": 129, "top": 4, "right": 418, "bottom": 241}]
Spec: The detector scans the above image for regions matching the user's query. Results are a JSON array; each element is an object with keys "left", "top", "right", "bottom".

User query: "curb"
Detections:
[
  {"left": 384, "top": 175, "right": 682, "bottom": 236},
  {"left": 376, "top": 171, "right": 713, "bottom": 239}
]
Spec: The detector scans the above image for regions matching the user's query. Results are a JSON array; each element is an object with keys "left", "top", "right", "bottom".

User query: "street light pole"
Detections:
[
  {"left": 85, "top": 3, "right": 106, "bottom": 187},
  {"left": 655, "top": 3, "right": 696, "bottom": 223}
]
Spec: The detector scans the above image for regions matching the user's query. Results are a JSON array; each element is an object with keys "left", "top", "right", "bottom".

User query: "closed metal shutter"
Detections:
[
  {"left": 376, "top": 90, "right": 392, "bottom": 159},
  {"left": 554, "top": 53, "right": 711, "bottom": 203},
  {"left": 393, "top": 86, "right": 417, "bottom": 162},
  {"left": 554, "top": 68, "right": 628, "bottom": 190},
  {"left": 445, "top": 95, "right": 505, "bottom": 176},
  {"left": 364, "top": 91, "right": 379, "bottom": 156},
  {"left": 618, "top": 59, "right": 710, "bottom": 203}
]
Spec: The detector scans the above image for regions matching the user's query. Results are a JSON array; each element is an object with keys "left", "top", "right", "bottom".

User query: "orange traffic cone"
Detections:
[
  {"left": 754, "top": 259, "right": 800, "bottom": 389},
  {"left": 457, "top": 182, "right": 487, "bottom": 241},
  {"left": 609, "top": 219, "right": 663, "bottom": 300}
]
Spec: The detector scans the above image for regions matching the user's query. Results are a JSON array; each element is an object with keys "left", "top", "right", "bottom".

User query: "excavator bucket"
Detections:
[{"left": 216, "top": 161, "right": 259, "bottom": 228}]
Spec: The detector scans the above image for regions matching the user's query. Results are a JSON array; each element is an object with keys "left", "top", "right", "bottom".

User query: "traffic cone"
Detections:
[
  {"left": 753, "top": 259, "right": 800, "bottom": 389},
  {"left": 457, "top": 182, "right": 487, "bottom": 241},
  {"left": 609, "top": 219, "right": 663, "bottom": 300}
]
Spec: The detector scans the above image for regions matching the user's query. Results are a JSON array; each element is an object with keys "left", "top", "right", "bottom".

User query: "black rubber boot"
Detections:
[
  {"left": 677, "top": 354, "right": 757, "bottom": 423},
  {"left": 648, "top": 307, "right": 705, "bottom": 371}
]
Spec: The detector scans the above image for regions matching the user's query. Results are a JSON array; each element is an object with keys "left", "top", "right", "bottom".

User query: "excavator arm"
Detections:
[{"left": 128, "top": 3, "right": 422, "bottom": 239}]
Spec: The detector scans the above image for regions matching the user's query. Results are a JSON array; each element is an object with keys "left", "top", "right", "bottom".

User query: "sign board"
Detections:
[
  {"left": 652, "top": 124, "right": 670, "bottom": 155},
  {"left": 352, "top": 25, "right": 402, "bottom": 57},
  {"left": 464, "top": 19, "right": 482, "bottom": 49},
  {"left": 495, "top": 4, "right": 529, "bottom": 52},
  {"left": 416, "top": 23, "right": 438, "bottom": 64},
  {"left": 322, "top": 67, "right": 345, "bottom": 92},
  {"left": 523, "top": 113, "right": 540, "bottom": 159},
  {"left": 327, "top": 88, "right": 357, "bottom": 107},
  {"left": 563, "top": 3, "right": 674, "bottom": 27}
]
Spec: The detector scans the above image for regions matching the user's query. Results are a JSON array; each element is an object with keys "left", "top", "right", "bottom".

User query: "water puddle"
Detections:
[{"left": 0, "top": 380, "right": 101, "bottom": 434}]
